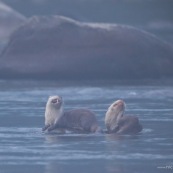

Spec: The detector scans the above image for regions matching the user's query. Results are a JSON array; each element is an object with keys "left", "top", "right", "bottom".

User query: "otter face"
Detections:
[
  {"left": 110, "top": 100, "right": 125, "bottom": 114},
  {"left": 47, "top": 95, "right": 63, "bottom": 109}
]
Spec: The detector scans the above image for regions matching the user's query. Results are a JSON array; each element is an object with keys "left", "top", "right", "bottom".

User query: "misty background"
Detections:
[{"left": 1, "top": 0, "right": 173, "bottom": 43}]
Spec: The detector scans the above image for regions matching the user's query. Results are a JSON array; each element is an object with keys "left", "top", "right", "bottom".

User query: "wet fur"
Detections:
[
  {"left": 105, "top": 100, "right": 142, "bottom": 134},
  {"left": 43, "top": 96, "right": 100, "bottom": 133},
  {"left": 42, "top": 96, "right": 64, "bottom": 132},
  {"left": 56, "top": 109, "right": 100, "bottom": 133}
]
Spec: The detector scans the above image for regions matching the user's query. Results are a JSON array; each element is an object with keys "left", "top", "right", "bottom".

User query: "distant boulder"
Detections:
[
  {"left": 0, "top": 15, "right": 173, "bottom": 80},
  {"left": 0, "top": 2, "right": 26, "bottom": 51}
]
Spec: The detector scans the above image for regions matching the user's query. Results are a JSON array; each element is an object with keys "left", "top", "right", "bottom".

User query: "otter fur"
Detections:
[
  {"left": 42, "top": 95, "right": 64, "bottom": 133},
  {"left": 42, "top": 95, "right": 101, "bottom": 133},
  {"left": 105, "top": 100, "right": 142, "bottom": 134}
]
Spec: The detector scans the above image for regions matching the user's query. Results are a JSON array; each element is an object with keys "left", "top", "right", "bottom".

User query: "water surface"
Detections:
[{"left": 0, "top": 80, "right": 172, "bottom": 173}]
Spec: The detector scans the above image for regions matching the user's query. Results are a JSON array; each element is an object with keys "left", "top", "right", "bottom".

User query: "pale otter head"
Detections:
[
  {"left": 45, "top": 95, "right": 64, "bottom": 126},
  {"left": 105, "top": 100, "right": 126, "bottom": 132}
]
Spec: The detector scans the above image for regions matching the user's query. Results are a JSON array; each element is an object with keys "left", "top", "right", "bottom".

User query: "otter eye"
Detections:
[{"left": 51, "top": 98, "right": 58, "bottom": 103}]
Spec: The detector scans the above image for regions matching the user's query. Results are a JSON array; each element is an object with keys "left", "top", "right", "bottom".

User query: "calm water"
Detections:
[{"left": 0, "top": 80, "right": 172, "bottom": 173}]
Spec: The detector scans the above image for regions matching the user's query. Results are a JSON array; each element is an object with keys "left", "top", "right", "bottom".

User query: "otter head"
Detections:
[
  {"left": 46, "top": 95, "right": 63, "bottom": 109},
  {"left": 45, "top": 95, "right": 64, "bottom": 126},
  {"left": 105, "top": 100, "right": 126, "bottom": 132}
]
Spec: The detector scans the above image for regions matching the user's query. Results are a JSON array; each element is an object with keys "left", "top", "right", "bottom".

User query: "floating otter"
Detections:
[
  {"left": 105, "top": 100, "right": 142, "bottom": 134},
  {"left": 42, "top": 95, "right": 100, "bottom": 133}
]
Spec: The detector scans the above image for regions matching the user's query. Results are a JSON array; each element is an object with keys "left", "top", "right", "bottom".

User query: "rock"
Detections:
[
  {"left": 0, "top": 1, "right": 26, "bottom": 52},
  {"left": 0, "top": 15, "right": 173, "bottom": 80}
]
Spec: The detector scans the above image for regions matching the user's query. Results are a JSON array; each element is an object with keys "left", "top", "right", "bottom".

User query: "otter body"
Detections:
[
  {"left": 112, "top": 115, "right": 143, "bottom": 134},
  {"left": 105, "top": 100, "right": 142, "bottom": 134},
  {"left": 42, "top": 96, "right": 100, "bottom": 133},
  {"left": 53, "top": 109, "right": 100, "bottom": 133}
]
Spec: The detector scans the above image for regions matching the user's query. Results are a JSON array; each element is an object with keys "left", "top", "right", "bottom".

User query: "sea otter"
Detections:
[
  {"left": 42, "top": 95, "right": 101, "bottom": 133},
  {"left": 105, "top": 100, "right": 142, "bottom": 134}
]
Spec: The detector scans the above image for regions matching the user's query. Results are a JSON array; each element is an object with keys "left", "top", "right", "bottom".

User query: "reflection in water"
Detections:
[
  {"left": 105, "top": 133, "right": 141, "bottom": 142},
  {"left": 44, "top": 134, "right": 66, "bottom": 144}
]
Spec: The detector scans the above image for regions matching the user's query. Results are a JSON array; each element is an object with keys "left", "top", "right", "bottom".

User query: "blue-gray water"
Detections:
[{"left": 0, "top": 80, "right": 173, "bottom": 173}]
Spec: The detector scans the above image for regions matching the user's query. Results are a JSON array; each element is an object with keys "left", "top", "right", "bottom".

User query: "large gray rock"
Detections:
[
  {"left": 0, "top": 2, "right": 26, "bottom": 52},
  {"left": 0, "top": 15, "right": 173, "bottom": 80}
]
